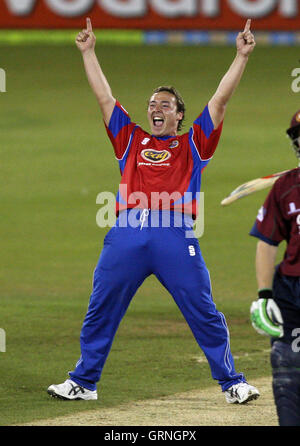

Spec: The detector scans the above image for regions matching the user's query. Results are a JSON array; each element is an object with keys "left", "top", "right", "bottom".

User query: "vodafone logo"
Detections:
[
  {"left": 6, "top": 0, "right": 95, "bottom": 17},
  {"left": 3, "top": 0, "right": 299, "bottom": 19}
]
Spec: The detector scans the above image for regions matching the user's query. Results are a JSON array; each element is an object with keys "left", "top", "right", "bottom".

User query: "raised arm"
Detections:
[
  {"left": 76, "top": 18, "right": 116, "bottom": 126},
  {"left": 208, "top": 19, "right": 256, "bottom": 128}
]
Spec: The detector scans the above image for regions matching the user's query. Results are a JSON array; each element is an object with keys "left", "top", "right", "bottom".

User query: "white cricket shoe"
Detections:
[
  {"left": 225, "top": 383, "right": 260, "bottom": 404},
  {"left": 47, "top": 379, "right": 98, "bottom": 401}
]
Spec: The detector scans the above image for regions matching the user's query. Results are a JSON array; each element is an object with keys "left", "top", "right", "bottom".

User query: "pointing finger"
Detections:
[
  {"left": 86, "top": 17, "right": 93, "bottom": 32},
  {"left": 243, "top": 19, "right": 251, "bottom": 33}
]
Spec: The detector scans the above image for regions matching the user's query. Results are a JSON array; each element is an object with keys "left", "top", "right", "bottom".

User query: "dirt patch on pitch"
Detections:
[{"left": 20, "top": 376, "right": 277, "bottom": 426}]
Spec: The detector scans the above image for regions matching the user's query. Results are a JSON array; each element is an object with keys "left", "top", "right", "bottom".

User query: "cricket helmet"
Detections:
[{"left": 286, "top": 110, "right": 300, "bottom": 160}]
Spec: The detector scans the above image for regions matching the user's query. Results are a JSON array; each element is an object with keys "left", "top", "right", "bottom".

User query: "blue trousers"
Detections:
[{"left": 69, "top": 210, "right": 245, "bottom": 391}]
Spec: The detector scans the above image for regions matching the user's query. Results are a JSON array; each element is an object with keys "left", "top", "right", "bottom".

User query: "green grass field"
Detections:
[{"left": 0, "top": 41, "right": 299, "bottom": 425}]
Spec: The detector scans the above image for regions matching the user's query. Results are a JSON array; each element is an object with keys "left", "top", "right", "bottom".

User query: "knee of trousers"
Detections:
[{"left": 271, "top": 341, "right": 300, "bottom": 425}]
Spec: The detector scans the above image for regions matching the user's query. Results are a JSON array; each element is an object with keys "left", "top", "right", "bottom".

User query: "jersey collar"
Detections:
[{"left": 152, "top": 135, "right": 174, "bottom": 140}]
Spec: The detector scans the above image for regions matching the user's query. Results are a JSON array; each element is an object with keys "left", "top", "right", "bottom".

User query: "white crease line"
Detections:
[{"left": 194, "top": 349, "right": 271, "bottom": 363}]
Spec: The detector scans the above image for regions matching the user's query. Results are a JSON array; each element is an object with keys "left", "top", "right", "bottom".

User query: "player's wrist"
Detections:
[
  {"left": 258, "top": 289, "right": 273, "bottom": 300},
  {"left": 236, "top": 51, "right": 250, "bottom": 61},
  {"left": 81, "top": 47, "right": 96, "bottom": 57}
]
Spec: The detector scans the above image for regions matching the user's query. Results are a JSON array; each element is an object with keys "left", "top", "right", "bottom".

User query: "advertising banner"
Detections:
[{"left": 0, "top": 0, "right": 299, "bottom": 30}]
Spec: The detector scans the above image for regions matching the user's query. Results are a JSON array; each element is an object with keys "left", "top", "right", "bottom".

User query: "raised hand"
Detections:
[
  {"left": 236, "top": 19, "right": 256, "bottom": 57},
  {"left": 75, "top": 18, "right": 96, "bottom": 53}
]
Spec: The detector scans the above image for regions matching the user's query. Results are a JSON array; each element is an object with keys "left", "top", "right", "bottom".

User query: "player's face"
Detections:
[{"left": 147, "top": 92, "right": 183, "bottom": 137}]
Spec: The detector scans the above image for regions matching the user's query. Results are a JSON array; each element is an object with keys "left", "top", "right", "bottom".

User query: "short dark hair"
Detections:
[{"left": 151, "top": 86, "right": 186, "bottom": 132}]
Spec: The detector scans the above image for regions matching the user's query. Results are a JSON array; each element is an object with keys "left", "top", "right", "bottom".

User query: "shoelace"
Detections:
[
  {"left": 68, "top": 382, "right": 85, "bottom": 396},
  {"left": 229, "top": 383, "right": 248, "bottom": 397}
]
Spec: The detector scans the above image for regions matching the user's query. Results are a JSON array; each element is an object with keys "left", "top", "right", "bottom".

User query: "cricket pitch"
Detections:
[{"left": 19, "top": 376, "right": 277, "bottom": 426}]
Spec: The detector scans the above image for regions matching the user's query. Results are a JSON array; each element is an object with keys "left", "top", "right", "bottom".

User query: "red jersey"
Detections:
[
  {"left": 105, "top": 101, "right": 223, "bottom": 219},
  {"left": 250, "top": 167, "right": 300, "bottom": 276}
]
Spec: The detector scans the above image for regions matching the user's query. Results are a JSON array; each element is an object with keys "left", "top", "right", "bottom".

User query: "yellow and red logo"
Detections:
[{"left": 141, "top": 149, "right": 171, "bottom": 163}]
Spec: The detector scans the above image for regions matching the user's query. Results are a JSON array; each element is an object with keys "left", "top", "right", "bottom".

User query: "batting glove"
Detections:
[{"left": 250, "top": 289, "right": 283, "bottom": 338}]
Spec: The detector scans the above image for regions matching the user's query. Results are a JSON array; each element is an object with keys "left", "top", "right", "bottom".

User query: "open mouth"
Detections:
[{"left": 153, "top": 116, "right": 165, "bottom": 129}]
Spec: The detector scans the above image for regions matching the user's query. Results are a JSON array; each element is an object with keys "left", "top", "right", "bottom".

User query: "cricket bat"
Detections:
[{"left": 221, "top": 170, "right": 290, "bottom": 206}]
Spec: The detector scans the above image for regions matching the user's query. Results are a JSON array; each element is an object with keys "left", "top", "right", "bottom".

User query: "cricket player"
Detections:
[
  {"left": 48, "top": 18, "right": 259, "bottom": 404},
  {"left": 250, "top": 111, "right": 300, "bottom": 425}
]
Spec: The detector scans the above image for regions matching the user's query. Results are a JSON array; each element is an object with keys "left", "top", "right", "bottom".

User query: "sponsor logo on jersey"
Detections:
[
  {"left": 287, "top": 202, "right": 300, "bottom": 215},
  {"left": 257, "top": 206, "right": 266, "bottom": 222},
  {"left": 141, "top": 149, "right": 171, "bottom": 163},
  {"left": 141, "top": 137, "right": 150, "bottom": 145},
  {"left": 169, "top": 140, "right": 179, "bottom": 149}
]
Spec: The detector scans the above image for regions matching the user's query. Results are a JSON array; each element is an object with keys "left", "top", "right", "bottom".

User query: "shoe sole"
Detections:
[
  {"left": 229, "top": 393, "right": 260, "bottom": 404},
  {"left": 47, "top": 388, "right": 97, "bottom": 401},
  {"left": 240, "top": 392, "right": 260, "bottom": 404},
  {"left": 47, "top": 389, "right": 83, "bottom": 400},
  {"left": 226, "top": 391, "right": 260, "bottom": 404}
]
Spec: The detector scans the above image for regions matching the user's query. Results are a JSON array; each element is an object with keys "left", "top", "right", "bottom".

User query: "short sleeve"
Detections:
[
  {"left": 249, "top": 184, "right": 287, "bottom": 245},
  {"left": 105, "top": 101, "right": 136, "bottom": 160},
  {"left": 192, "top": 105, "right": 223, "bottom": 162}
]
